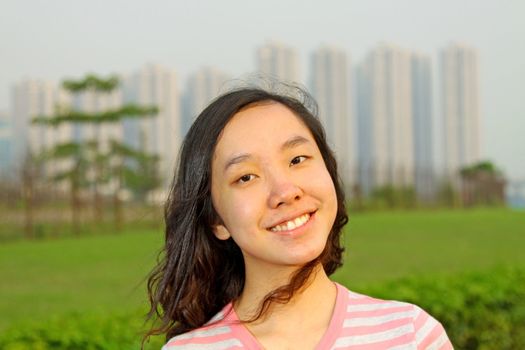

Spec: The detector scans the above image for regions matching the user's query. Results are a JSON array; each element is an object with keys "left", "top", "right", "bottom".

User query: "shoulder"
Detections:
[
  {"left": 162, "top": 305, "right": 244, "bottom": 350},
  {"left": 335, "top": 283, "right": 453, "bottom": 349}
]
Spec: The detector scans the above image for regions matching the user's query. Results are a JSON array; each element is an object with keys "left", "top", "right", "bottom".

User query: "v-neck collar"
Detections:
[{"left": 222, "top": 282, "right": 347, "bottom": 349}]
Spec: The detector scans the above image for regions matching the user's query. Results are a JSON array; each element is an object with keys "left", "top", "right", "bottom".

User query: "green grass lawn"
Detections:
[
  {"left": 334, "top": 208, "right": 525, "bottom": 287},
  {"left": 0, "top": 228, "right": 163, "bottom": 330},
  {"left": 0, "top": 208, "right": 524, "bottom": 331}
]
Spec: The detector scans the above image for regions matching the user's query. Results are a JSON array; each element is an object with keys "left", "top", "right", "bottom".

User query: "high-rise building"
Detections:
[
  {"left": 256, "top": 41, "right": 300, "bottom": 83},
  {"left": 0, "top": 110, "right": 13, "bottom": 174},
  {"left": 411, "top": 52, "right": 434, "bottom": 200},
  {"left": 309, "top": 45, "right": 354, "bottom": 185},
  {"left": 122, "top": 64, "right": 181, "bottom": 186},
  {"left": 10, "top": 80, "right": 68, "bottom": 166},
  {"left": 183, "top": 67, "right": 230, "bottom": 134},
  {"left": 356, "top": 44, "right": 414, "bottom": 194},
  {"left": 440, "top": 43, "right": 480, "bottom": 177}
]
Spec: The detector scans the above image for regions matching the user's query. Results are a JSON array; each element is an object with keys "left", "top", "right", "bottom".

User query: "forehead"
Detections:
[{"left": 213, "top": 102, "right": 316, "bottom": 161}]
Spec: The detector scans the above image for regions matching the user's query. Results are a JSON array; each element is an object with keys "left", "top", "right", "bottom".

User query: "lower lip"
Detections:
[{"left": 269, "top": 212, "right": 316, "bottom": 237}]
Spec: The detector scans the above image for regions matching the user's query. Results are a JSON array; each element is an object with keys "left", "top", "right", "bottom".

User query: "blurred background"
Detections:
[{"left": 0, "top": 1, "right": 524, "bottom": 349}]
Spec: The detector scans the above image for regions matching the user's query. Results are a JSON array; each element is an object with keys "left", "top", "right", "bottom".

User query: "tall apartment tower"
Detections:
[
  {"left": 256, "top": 41, "right": 300, "bottom": 83},
  {"left": 309, "top": 45, "right": 354, "bottom": 185},
  {"left": 440, "top": 43, "right": 480, "bottom": 177},
  {"left": 411, "top": 53, "right": 434, "bottom": 200},
  {"left": 0, "top": 110, "right": 13, "bottom": 174},
  {"left": 183, "top": 67, "right": 230, "bottom": 134},
  {"left": 122, "top": 64, "right": 180, "bottom": 186},
  {"left": 356, "top": 44, "right": 414, "bottom": 194},
  {"left": 10, "top": 80, "right": 71, "bottom": 168}
]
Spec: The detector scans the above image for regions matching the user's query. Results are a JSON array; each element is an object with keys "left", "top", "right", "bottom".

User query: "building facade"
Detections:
[
  {"left": 356, "top": 44, "right": 414, "bottom": 194},
  {"left": 256, "top": 41, "right": 300, "bottom": 83},
  {"left": 11, "top": 80, "right": 58, "bottom": 163},
  {"left": 0, "top": 111, "right": 13, "bottom": 175},
  {"left": 309, "top": 45, "right": 354, "bottom": 186},
  {"left": 183, "top": 66, "right": 230, "bottom": 135},
  {"left": 411, "top": 53, "right": 434, "bottom": 200},
  {"left": 440, "top": 43, "right": 481, "bottom": 178},
  {"left": 122, "top": 64, "right": 181, "bottom": 186}
]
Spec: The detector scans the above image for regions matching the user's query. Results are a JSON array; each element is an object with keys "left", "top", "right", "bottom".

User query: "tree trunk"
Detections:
[
  {"left": 71, "top": 173, "right": 81, "bottom": 235},
  {"left": 114, "top": 190, "right": 122, "bottom": 232},
  {"left": 113, "top": 164, "right": 123, "bottom": 232},
  {"left": 93, "top": 181, "right": 103, "bottom": 223},
  {"left": 22, "top": 166, "right": 34, "bottom": 239},
  {"left": 93, "top": 133, "right": 103, "bottom": 224}
]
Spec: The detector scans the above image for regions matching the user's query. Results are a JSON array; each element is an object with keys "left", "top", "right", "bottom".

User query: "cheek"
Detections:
[
  {"left": 312, "top": 169, "right": 338, "bottom": 222},
  {"left": 328, "top": 177, "right": 339, "bottom": 215},
  {"left": 309, "top": 167, "right": 337, "bottom": 197},
  {"left": 222, "top": 191, "right": 262, "bottom": 230}
]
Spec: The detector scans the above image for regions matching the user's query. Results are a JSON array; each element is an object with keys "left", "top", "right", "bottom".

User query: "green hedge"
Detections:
[
  {"left": 1, "top": 266, "right": 524, "bottom": 349},
  {"left": 362, "top": 266, "right": 525, "bottom": 349},
  {"left": 0, "top": 311, "right": 164, "bottom": 350}
]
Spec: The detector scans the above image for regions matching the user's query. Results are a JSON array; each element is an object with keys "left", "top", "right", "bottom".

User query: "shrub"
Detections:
[
  {"left": 362, "top": 266, "right": 525, "bottom": 349},
  {"left": 1, "top": 266, "right": 523, "bottom": 349},
  {"left": 0, "top": 311, "right": 164, "bottom": 350}
]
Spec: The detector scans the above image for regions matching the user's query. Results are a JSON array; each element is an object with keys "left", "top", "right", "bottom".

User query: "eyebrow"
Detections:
[
  {"left": 223, "top": 135, "right": 311, "bottom": 172},
  {"left": 280, "top": 135, "right": 310, "bottom": 151}
]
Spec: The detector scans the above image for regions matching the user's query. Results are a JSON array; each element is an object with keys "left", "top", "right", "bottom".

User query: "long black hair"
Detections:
[{"left": 145, "top": 85, "right": 348, "bottom": 342}]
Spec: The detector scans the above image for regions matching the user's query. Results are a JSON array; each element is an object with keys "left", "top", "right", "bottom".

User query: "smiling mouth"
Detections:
[{"left": 269, "top": 213, "right": 312, "bottom": 232}]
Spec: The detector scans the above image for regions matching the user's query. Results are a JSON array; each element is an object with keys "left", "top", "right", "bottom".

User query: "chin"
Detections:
[{"left": 284, "top": 246, "right": 325, "bottom": 267}]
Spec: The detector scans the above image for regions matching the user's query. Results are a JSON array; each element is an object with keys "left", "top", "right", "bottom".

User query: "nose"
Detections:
[{"left": 267, "top": 171, "right": 303, "bottom": 208}]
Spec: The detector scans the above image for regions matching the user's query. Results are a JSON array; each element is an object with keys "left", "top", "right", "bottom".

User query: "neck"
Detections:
[{"left": 234, "top": 262, "right": 336, "bottom": 323}]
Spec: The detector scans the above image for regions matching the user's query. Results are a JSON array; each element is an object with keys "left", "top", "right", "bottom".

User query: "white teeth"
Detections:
[{"left": 270, "top": 213, "right": 310, "bottom": 232}]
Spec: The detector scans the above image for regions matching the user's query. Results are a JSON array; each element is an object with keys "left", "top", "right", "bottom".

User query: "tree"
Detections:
[
  {"left": 33, "top": 74, "right": 159, "bottom": 234},
  {"left": 436, "top": 180, "right": 461, "bottom": 208},
  {"left": 20, "top": 153, "right": 42, "bottom": 239},
  {"left": 459, "top": 160, "right": 506, "bottom": 207},
  {"left": 107, "top": 139, "right": 161, "bottom": 231},
  {"left": 35, "top": 142, "right": 90, "bottom": 235},
  {"left": 370, "top": 185, "right": 417, "bottom": 209}
]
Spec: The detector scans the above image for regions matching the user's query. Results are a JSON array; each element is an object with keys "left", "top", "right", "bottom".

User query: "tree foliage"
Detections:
[
  {"left": 62, "top": 74, "right": 120, "bottom": 92},
  {"left": 459, "top": 160, "right": 506, "bottom": 207},
  {"left": 32, "top": 104, "right": 158, "bottom": 126},
  {"left": 460, "top": 160, "right": 501, "bottom": 178},
  {"left": 32, "top": 73, "right": 160, "bottom": 232},
  {"left": 368, "top": 185, "right": 417, "bottom": 209}
]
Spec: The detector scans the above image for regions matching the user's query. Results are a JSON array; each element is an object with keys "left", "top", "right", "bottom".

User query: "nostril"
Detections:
[{"left": 268, "top": 182, "right": 304, "bottom": 208}]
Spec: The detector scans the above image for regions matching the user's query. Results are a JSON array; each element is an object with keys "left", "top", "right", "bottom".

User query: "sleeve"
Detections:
[{"left": 413, "top": 305, "right": 454, "bottom": 350}]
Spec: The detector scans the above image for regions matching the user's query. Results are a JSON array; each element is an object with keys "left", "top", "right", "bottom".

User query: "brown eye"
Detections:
[
  {"left": 237, "top": 174, "right": 255, "bottom": 184},
  {"left": 290, "top": 155, "right": 307, "bottom": 166}
]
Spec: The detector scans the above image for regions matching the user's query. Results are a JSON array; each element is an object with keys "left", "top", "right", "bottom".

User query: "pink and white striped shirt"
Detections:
[{"left": 162, "top": 283, "right": 453, "bottom": 349}]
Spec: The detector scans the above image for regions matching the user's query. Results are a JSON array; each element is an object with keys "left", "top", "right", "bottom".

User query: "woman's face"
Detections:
[{"left": 210, "top": 102, "right": 338, "bottom": 274}]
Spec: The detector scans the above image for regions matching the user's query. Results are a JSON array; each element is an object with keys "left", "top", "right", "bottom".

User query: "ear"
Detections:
[{"left": 212, "top": 224, "right": 231, "bottom": 240}]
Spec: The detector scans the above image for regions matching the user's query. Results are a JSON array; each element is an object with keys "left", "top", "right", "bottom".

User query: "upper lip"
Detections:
[{"left": 266, "top": 208, "right": 317, "bottom": 229}]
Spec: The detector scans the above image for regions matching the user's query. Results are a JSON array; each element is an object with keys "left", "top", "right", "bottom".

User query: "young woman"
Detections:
[{"left": 145, "top": 87, "right": 453, "bottom": 349}]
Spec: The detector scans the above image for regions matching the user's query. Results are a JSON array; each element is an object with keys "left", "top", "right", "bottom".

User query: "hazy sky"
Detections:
[{"left": 1, "top": 0, "right": 524, "bottom": 180}]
